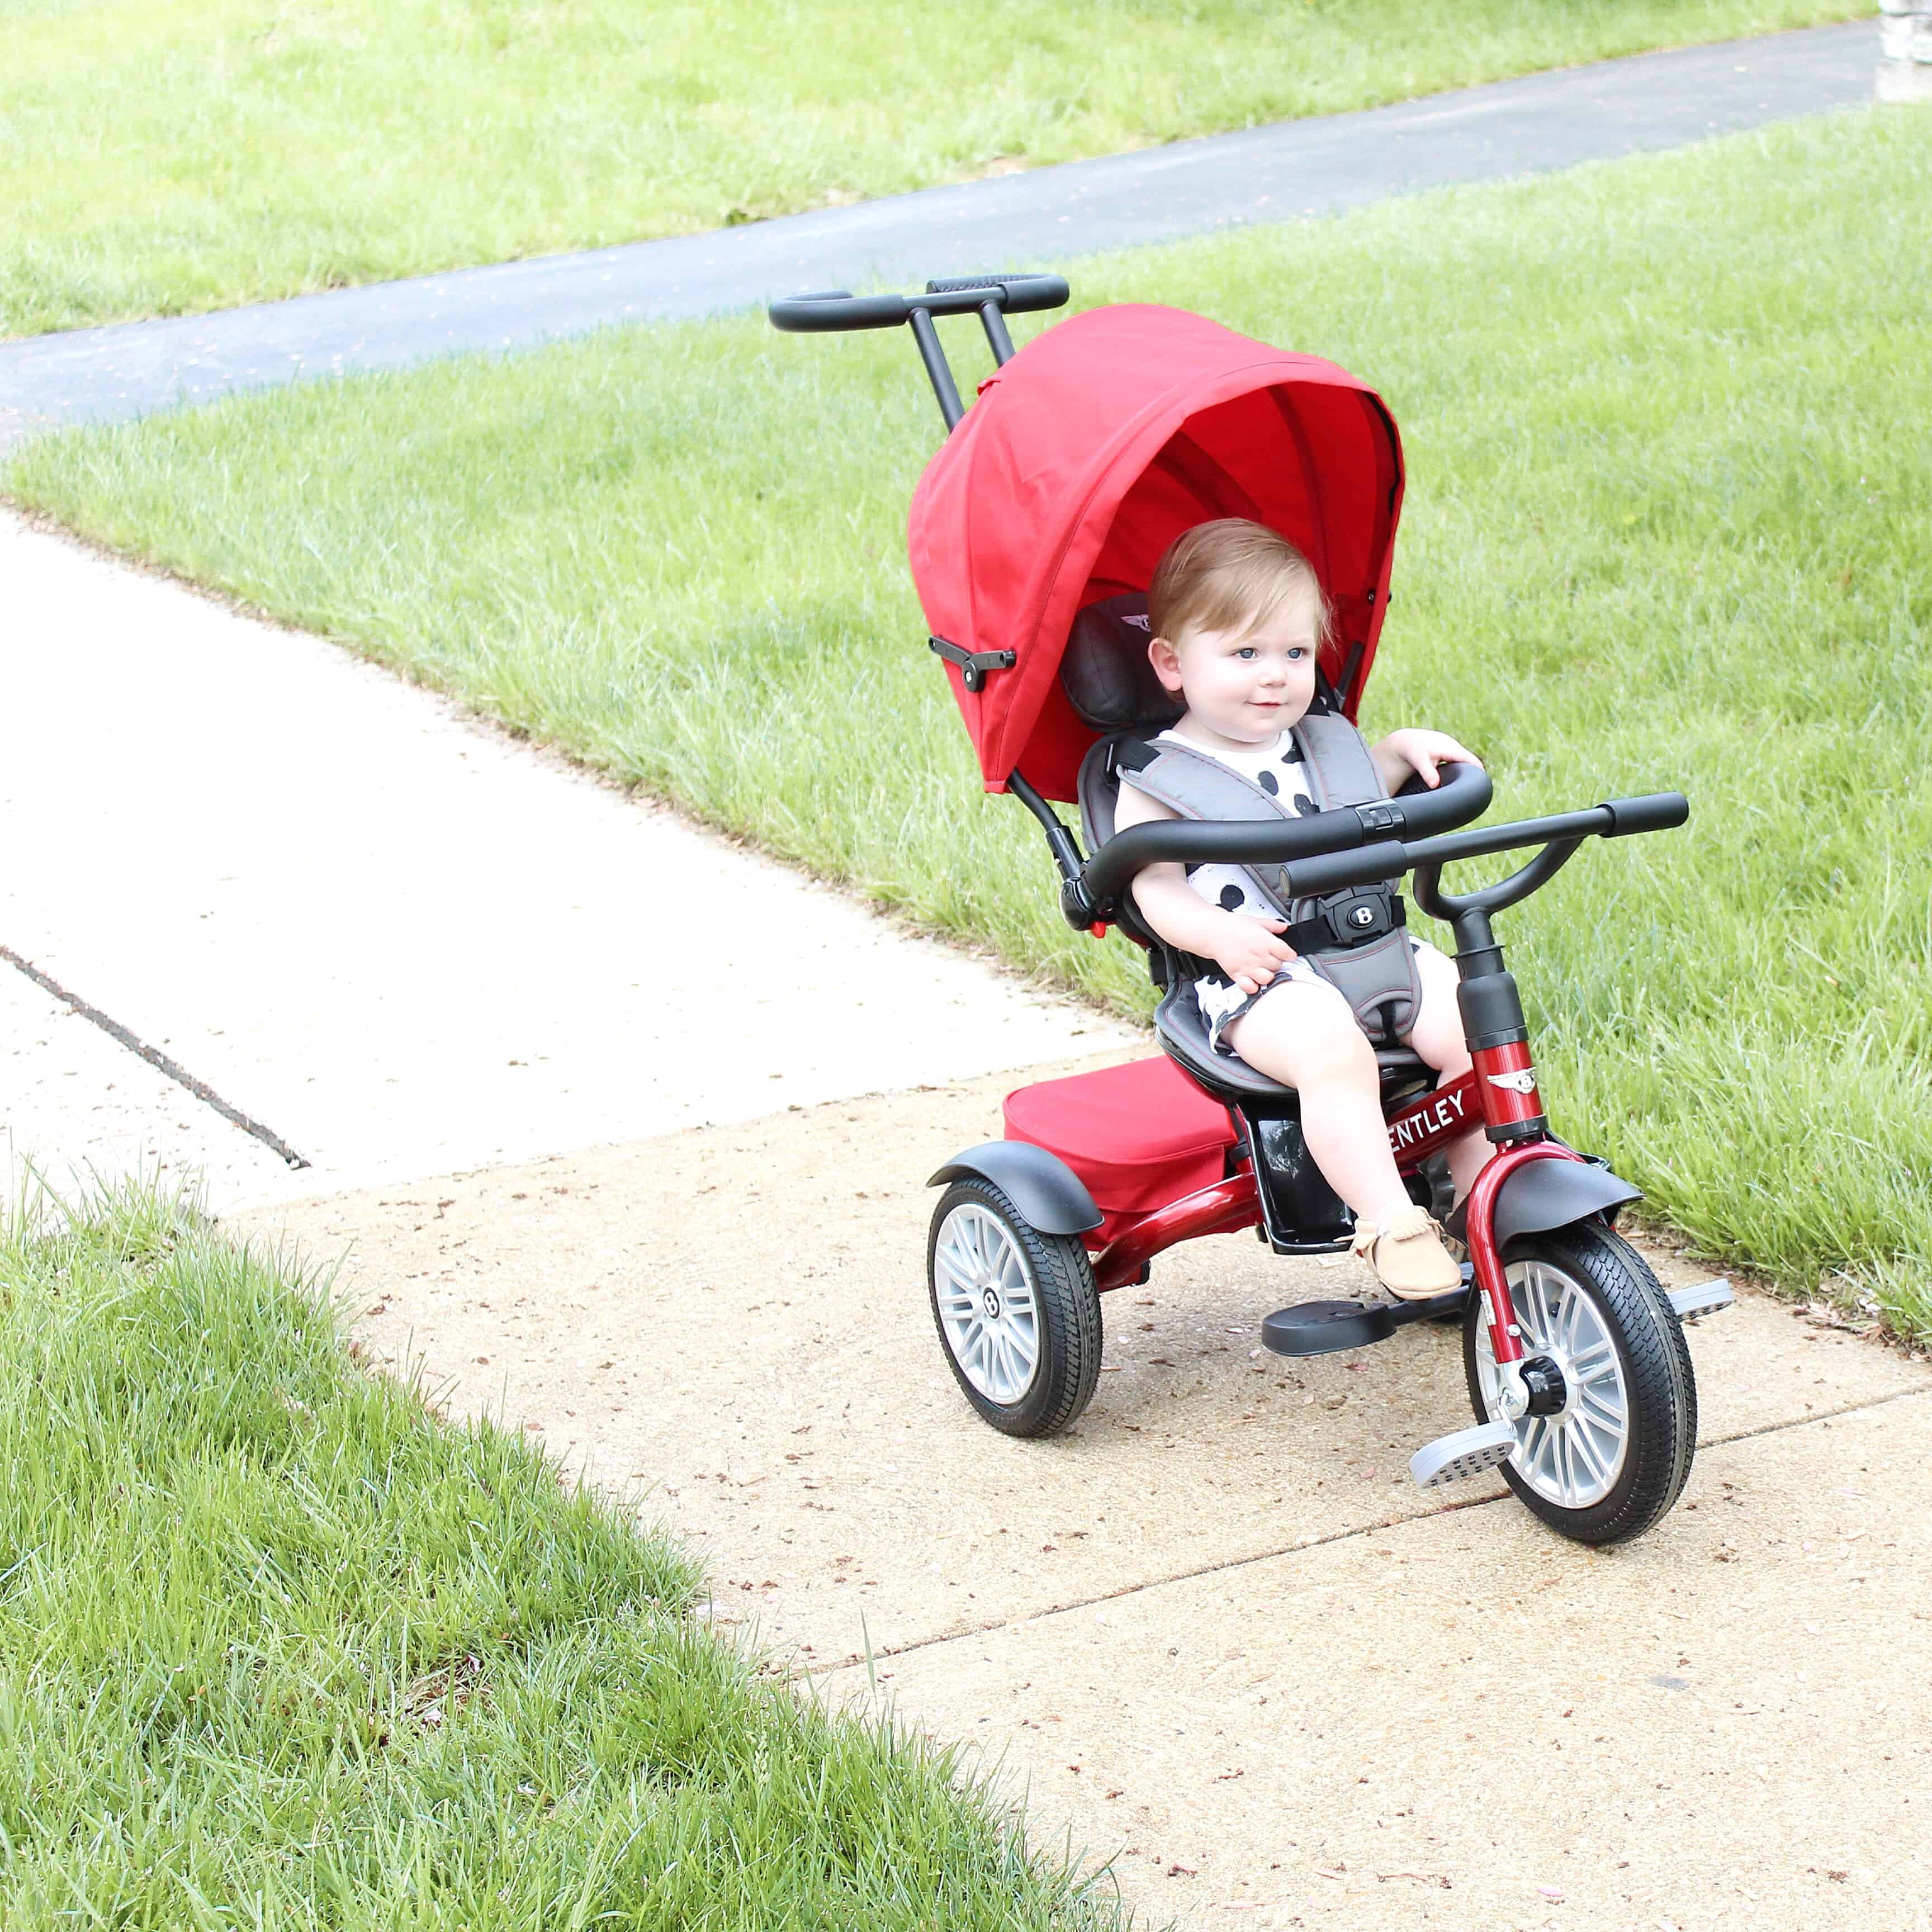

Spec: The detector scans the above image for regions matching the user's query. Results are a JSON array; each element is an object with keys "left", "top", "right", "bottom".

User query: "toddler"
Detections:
[{"left": 1111, "top": 519, "right": 1489, "bottom": 1297}]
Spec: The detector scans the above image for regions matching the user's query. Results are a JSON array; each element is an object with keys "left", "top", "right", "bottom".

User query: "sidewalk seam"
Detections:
[
  {"left": 828, "top": 1381, "right": 1931, "bottom": 1675},
  {"left": 1, "top": 944, "right": 310, "bottom": 1169}
]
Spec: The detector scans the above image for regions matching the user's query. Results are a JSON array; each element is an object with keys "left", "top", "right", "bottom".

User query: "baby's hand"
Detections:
[
  {"left": 1381, "top": 727, "right": 1484, "bottom": 789},
  {"left": 1213, "top": 916, "right": 1298, "bottom": 997}
]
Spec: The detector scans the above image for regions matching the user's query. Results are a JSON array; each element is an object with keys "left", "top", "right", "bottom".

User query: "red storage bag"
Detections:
[{"left": 1003, "top": 1057, "right": 1238, "bottom": 1243}]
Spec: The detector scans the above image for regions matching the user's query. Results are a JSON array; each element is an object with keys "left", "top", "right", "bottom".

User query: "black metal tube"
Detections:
[
  {"left": 908, "top": 306, "right": 964, "bottom": 429},
  {"left": 979, "top": 299, "right": 1017, "bottom": 366},
  {"left": 1414, "top": 837, "right": 1584, "bottom": 923},
  {"left": 1281, "top": 806, "right": 1621, "bottom": 901},
  {"left": 1007, "top": 769, "right": 1086, "bottom": 886}
]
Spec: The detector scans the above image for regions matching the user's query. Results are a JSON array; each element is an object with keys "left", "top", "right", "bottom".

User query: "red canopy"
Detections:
[{"left": 908, "top": 303, "right": 1405, "bottom": 801}]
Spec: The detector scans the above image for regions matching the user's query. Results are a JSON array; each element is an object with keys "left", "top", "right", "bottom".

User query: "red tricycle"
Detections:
[{"left": 771, "top": 273, "right": 1731, "bottom": 1545}]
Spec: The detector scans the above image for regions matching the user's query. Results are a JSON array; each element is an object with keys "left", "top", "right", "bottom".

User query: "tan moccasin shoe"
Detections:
[{"left": 1349, "top": 1206, "right": 1462, "bottom": 1299}]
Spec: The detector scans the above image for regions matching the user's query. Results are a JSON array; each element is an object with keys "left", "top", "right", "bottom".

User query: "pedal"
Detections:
[
  {"left": 1409, "top": 1420, "right": 1517, "bottom": 1490},
  {"left": 1667, "top": 1278, "right": 1734, "bottom": 1323}
]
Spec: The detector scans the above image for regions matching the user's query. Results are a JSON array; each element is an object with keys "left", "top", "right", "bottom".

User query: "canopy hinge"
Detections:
[{"left": 929, "top": 635, "right": 1015, "bottom": 693}]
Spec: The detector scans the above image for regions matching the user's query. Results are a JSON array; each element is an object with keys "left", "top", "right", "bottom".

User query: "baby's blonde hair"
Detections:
[{"left": 1148, "top": 518, "right": 1330, "bottom": 648}]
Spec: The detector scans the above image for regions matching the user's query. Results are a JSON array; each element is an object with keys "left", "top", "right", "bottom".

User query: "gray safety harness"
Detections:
[{"left": 1114, "top": 712, "right": 1424, "bottom": 1039}]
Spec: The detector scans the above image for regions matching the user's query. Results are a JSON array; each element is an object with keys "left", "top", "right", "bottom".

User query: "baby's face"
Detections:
[{"left": 1150, "top": 590, "right": 1322, "bottom": 748}]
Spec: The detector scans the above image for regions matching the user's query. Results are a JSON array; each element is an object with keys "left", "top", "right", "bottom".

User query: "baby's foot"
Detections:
[{"left": 1349, "top": 1206, "right": 1461, "bottom": 1300}]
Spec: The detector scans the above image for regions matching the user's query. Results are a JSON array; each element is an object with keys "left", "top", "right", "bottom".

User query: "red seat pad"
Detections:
[{"left": 1003, "top": 1056, "right": 1238, "bottom": 1235}]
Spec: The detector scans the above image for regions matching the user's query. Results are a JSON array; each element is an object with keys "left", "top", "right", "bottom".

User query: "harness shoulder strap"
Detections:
[
  {"left": 1290, "top": 711, "right": 1390, "bottom": 811},
  {"left": 1114, "top": 736, "right": 1296, "bottom": 827},
  {"left": 1115, "top": 736, "right": 1296, "bottom": 921}
]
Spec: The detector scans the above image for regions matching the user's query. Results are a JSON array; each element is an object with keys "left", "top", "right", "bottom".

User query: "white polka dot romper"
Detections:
[
  {"left": 1138, "top": 729, "right": 1324, "bottom": 1052},
  {"left": 1128, "top": 727, "right": 1433, "bottom": 1057}
]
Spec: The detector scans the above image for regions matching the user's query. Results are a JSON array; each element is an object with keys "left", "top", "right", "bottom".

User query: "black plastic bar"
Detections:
[
  {"left": 908, "top": 305, "right": 965, "bottom": 429},
  {"left": 1007, "top": 769, "right": 1087, "bottom": 886},
  {"left": 978, "top": 299, "right": 1016, "bottom": 366},
  {"left": 1079, "top": 760, "right": 1492, "bottom": 909},
  {"left": 1278, "top": 792, "right": 1687, "bottom": 901},
  {"left": 1414, "top": 837, "right": 1584, "bottom": 924}
]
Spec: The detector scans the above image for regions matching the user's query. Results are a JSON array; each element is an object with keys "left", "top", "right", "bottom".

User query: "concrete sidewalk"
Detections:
[
  {"left": 7, "top": 451, "right": 1927, "bottom": 1932},
  {"left": 6, "top": 249, "right": 1925, "bottom": 1923},
  {"left": 255, "top": 1068, "right": 1932, "bottom": 1932},
  {"left": 0, "top": 21, "right": 1880, "bottom": 446},
  {"left": 0, "top": 512, "right": 1128, "bottom": 1205}
]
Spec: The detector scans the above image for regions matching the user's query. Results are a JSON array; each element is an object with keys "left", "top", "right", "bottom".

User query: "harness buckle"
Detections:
[{"left": 1314, "top": 884, "right": 1401, "bottom": 948}]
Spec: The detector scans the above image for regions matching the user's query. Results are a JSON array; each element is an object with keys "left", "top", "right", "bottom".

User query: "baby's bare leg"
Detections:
[
  {"left": 1225, "top": 980, "right": 1413, "bottom": 1225},
  {"left": 1403, "top": 944, "right": 1492, "bottom": 1202}
]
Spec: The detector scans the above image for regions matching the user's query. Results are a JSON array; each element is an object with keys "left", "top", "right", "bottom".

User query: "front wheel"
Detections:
[
  {"left": 927, "top": 1178, "right": 1102, "bottom": 1438},
  {"left": 1464, "top": 1223, "right": 1696, "bottom": 1545}
]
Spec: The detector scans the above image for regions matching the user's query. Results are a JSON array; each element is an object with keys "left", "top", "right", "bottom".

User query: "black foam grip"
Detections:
[{"left": 1599, "top": 792, "right": 1690, "bottom": 837}]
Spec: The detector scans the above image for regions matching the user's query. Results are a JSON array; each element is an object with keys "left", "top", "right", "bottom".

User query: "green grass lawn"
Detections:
[
  {"left": 0, "top": 0, "right": 1866, "bottom": 337},
  {"left": 9, "top": 105, "right": 1932, "bottom": 1346},
  {"left": 0, "top": 1187, "right": 1118, "bottom": 1929}
]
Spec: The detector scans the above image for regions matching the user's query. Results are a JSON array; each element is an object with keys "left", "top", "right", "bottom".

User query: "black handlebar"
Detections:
[
  {"left": 1276, "top": 792, "right": 1688, "bottom": 903},
  {"left": 768, "top": 275, "right": 1071, "bottom": 334},
  {"left": 1079, "top": 759, "right": 1494, "bottom": 912}
]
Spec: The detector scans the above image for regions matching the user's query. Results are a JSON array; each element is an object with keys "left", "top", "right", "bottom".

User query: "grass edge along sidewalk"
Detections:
[
  {"left": 0, "top": 1186, "right": 1125, "bottom": 1929},
  {"left": 8, "top": 105, "right": 1931, "bottom": 1349},
  {"left": 0, "top": 0, "right": 1867, "bottom": 338}
]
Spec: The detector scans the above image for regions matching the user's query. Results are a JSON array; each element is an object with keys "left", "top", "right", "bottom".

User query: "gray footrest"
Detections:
[
  {"left": 1409, "top": 1419, "right": 1517, "bottom": 1490},
  {"left": 1667, "top": 1277, "right": 1734, "bottom": 1323}
]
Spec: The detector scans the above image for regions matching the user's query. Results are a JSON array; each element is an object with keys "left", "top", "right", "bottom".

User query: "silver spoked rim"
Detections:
[
  {"left": 1476, "top": 1258, "right": 1631, "bottom": 1510},
  {"left": 933, "top": 1203, "right": 1041, "bottom": 1406}
]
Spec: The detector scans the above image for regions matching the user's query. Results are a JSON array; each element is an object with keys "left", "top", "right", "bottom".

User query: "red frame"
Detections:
[{"left": 1089, "top": 1045, "right": 1571, "bottom": 1366}]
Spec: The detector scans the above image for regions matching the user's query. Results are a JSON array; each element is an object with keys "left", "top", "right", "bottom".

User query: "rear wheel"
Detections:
[
  {"left": 927, "top": 1178, "right": 1102, "bottom": 1438},
  {"left": 1464, "top": 1223, "right": 1695, "bottom": 1545}
]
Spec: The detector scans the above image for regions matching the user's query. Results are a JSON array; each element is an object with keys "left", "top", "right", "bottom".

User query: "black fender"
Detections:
[
  {"left": 927, "top": 1141, "right": 1104, "bottom": 1237},
  {"left": 1491, "top": 1157, "right": 1641, "bottom": 1251}
]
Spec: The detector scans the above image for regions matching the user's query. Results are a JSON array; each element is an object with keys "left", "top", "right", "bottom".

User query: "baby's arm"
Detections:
[
  {"left": 1111, "top": 782, "right": 1297, "bottom": 996},
  {"left": 1370, "top": 727, "right": 1484, "bottom": 795}
]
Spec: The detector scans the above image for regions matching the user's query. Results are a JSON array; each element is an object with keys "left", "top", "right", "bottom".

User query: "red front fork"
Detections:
[{"left": 1460, "top": 1039, "right": 1561, "bottom": 1368}]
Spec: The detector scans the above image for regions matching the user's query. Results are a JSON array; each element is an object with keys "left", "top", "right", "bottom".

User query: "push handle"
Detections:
[
  {"left": 767, "top": 275, "right": 1070, "bottom": 334},
  {"left": 769, "top": 274, "right": 1071, "bottom": 432}
]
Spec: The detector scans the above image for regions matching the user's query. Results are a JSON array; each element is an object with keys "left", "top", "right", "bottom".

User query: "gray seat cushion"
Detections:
[
  {"left": 1155, "top": 979, "right": 1300, "bottom": 1104},
  {"left": 1156, "top": 979, "right": 1437, "bottom": 1107}
]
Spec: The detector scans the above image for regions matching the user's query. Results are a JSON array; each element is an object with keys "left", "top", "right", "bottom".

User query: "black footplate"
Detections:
[{"left": 1262, "top": 1286, "right": 1470, "bottom": 1357}]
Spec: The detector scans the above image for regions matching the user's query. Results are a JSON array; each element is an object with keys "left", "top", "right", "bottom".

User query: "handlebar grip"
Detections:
[
  {"left": 922, "top": 273, "right": 1071, "bottom": 314},
  {"left": 768, "top": 290, "right": 913, "bottom": 333},
  {"left": 1598, "top": 792, "right": 1690, "bottom": 837}
]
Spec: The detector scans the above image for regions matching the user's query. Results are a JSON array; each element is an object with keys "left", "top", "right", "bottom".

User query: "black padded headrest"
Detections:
[{"left": 1060, "top": 593, "right": 1185, "bottom": 732}]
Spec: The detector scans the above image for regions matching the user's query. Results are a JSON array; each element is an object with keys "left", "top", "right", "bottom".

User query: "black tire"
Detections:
[
  {"left": 926, "top": 1177, "right": 1103, "bottom": 1438},
  {"left": 1463, "top": 1221, "right": 1696, "bottom": 1545}
]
